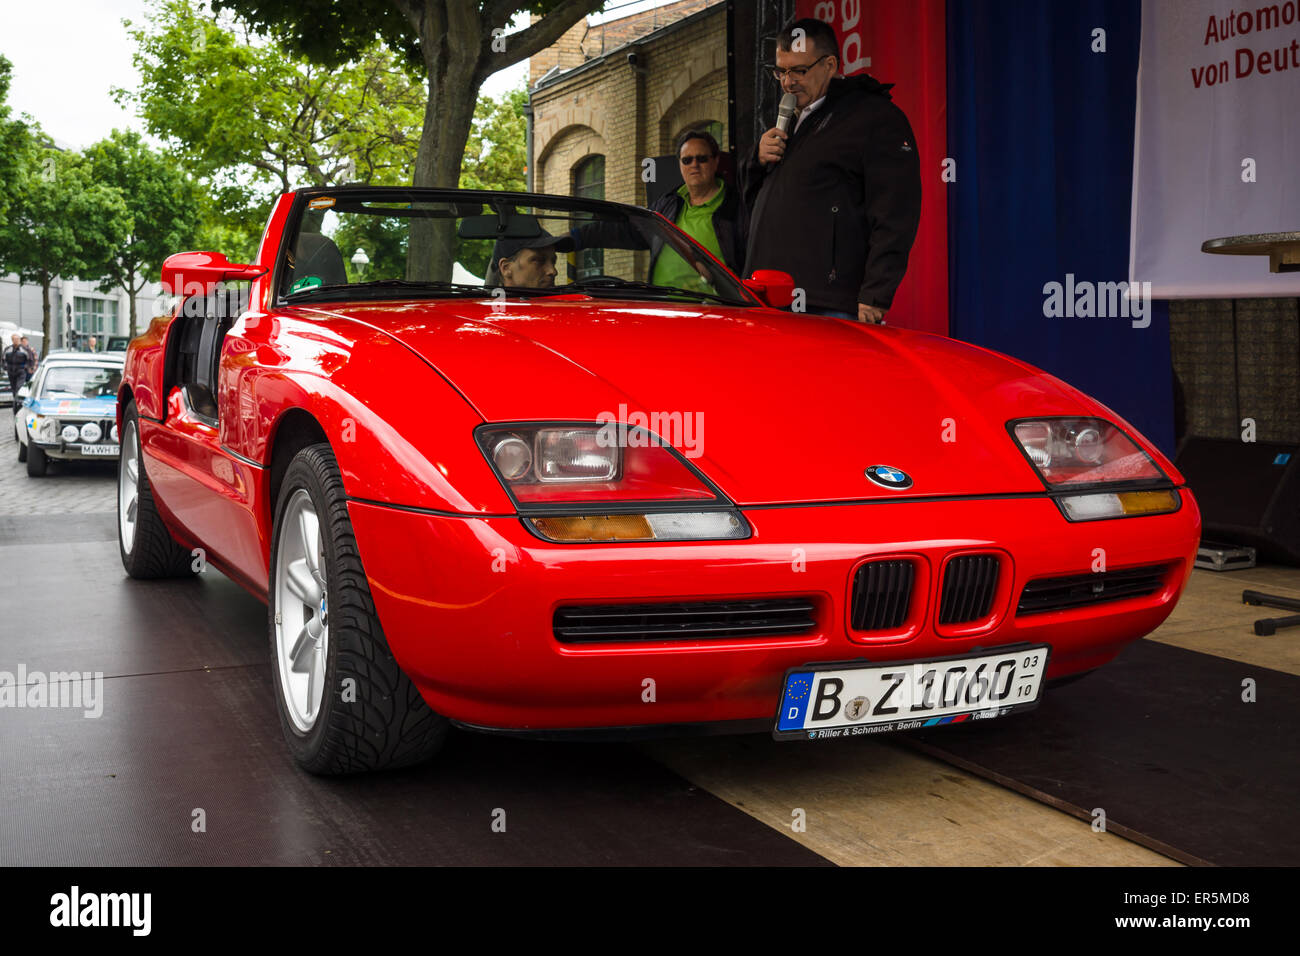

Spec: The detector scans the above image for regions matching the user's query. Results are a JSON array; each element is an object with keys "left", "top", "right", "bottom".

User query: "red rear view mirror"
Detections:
[
  {"left": 743, "top": 269, "right": 796, "bottom": 308},
  {"left": 161, "top": 251, "right": 267, "bottom": 298}
]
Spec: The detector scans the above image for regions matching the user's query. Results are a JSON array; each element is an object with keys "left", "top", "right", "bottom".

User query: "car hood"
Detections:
[
  {"left": 27, "top": 395, "right": 117, "bottom": 418},
  {"left": 294, "top": 299, "right": 1111, "bottom": 506}
]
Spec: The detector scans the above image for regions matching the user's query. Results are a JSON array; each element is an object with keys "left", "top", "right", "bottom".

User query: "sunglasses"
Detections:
[{"left": 680, "top": 154, "right": 714, "bottom": 166}]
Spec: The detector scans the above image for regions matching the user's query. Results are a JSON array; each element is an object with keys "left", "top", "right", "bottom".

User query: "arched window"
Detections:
[{"left": 573, "top": 155, "right": 605, "bottom": 278}]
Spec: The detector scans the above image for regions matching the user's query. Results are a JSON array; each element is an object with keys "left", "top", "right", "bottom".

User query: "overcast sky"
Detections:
[{"left": 1, "top": 0, "right": 678, "bottom": 151}]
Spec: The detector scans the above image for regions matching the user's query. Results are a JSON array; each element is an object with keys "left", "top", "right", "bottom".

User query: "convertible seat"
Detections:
[{"left": 291, "top": 233, "right": 348, "bottom": 287}]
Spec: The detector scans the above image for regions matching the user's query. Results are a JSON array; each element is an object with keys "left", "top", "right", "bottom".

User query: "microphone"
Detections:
[{"left": 775, "top": 92, "right": 798, "bottom": 134}]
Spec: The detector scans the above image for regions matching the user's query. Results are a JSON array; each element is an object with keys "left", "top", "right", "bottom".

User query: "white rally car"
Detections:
[{"left": 13, "top": 352, "right": 126, "bottom": 476}]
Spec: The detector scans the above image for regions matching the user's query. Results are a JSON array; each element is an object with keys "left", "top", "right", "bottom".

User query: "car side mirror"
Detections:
[
  {"left": 161, "top": 251, "right": 267, "bottom": 298},
  {"left": 743, "top": 269, "right": 796, "bottom": 308},
  {"left": 17, "top": 385, "right": 30, "bottom": 400}
]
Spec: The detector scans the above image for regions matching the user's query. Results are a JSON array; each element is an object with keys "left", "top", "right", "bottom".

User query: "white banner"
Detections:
[{"left": 1130, "top": 0, "right": 1300, "bottom": 296}]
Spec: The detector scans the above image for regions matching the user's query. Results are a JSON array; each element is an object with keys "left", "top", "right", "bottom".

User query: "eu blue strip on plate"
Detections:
[{"left": 778, "top": 672, "right": 815, "bottom": 731}]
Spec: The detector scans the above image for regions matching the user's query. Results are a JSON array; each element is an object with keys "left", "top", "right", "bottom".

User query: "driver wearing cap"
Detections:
[{"left": 486, "top": 231, "right": 576, "bottom": 289}]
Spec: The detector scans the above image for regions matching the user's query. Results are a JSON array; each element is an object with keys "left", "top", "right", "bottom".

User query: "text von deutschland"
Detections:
[{"left": 1192, "top": 4, "right": 1300, "bottom": 87}]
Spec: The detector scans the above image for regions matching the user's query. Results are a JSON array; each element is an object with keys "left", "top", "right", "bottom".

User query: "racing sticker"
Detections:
[
  {"left": 307, "top": 197, "right": 336, "bottom": 210},
  {"left": 289, "top": 276, "right": 323, "bottom": 294}
]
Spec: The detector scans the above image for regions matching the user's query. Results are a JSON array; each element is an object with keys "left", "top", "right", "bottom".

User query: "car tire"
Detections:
[
  {"left": 17, "top": 437, "right": 26, "bottom": 463},
  {"left": 269, "top": 442, "right": 449, "bottom": 775},
  {"left": 118, "top": 401, "right": 197, "bottom": 579},
  {"left": 26, "top": 442, "right": 47, "bottom": 476}
]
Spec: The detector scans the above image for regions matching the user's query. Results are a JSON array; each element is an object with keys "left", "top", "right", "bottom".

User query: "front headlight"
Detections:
[
  {"left": 32, "top": 416, "right": 58, "bottom": 443},
  {"left": 80, "top": 422, "right": 102, "bottom": 443},
  {"left": 1010, "top": 417, "right": 1178, "bottom": 520},
  {"left": 1010, "top": 418, "right": 1165, "bottom": 487},
  {"left": 477, "top": 422, "right": 748, "bottom": 542}
]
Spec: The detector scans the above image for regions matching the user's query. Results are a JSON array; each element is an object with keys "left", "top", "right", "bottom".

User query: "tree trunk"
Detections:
[
  {"left": 127, "top": 265, "right": 139, "bottom": 339},
  {"left": 394, "top": 0, "right": 601, "bottom": 281},
  {"left": 39, "top": 274, "right": 51, "bottom": 360},
  {"left": 406, "top": 9, "right": 482, "bottom": 282}
]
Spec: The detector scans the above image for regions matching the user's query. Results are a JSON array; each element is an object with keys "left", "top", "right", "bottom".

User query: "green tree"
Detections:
[
  {"left": 0, "top": 140, "right": 131, "bottom": 357},
  {"left": 119, "top": 0, "right": 427, "bottom": 197},
  {"left": 212, "top": 0, "right": 604, "bottom": 279},
  {"left": 459, "top": 85, "right": 527, "bottom": 193},
  {"left": 0, "top": 56, "right": 32, "bottom": 233},
  {"left": 83, "top": 130, "right": 200, "bottom": 338},
  {"left": 191, "top": 184, "right": 266, "bottom": 265}
]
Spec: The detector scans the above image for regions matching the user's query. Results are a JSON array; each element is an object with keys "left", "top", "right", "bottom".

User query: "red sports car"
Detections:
[{"left": 117, "top": 186, "right": 1200, "bottom": 774}]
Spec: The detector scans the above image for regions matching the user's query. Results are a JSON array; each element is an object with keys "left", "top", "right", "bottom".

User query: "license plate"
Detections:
[
  {"left": 81, "top": 444, "right": 119, "bottom": 456},
  {"left": 774, "top": 644, "right": 1051, "bottom": 740}
]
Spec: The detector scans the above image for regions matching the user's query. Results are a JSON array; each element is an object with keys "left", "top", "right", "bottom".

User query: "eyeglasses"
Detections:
[
  {"left": 771, "top": 54, "right": 830, "bottom": 80},
  {"left": 679, "top": 154, "right": 714, "bottom": 166}
]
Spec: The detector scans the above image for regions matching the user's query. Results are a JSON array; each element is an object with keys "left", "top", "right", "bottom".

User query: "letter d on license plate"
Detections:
[{"left": 773, "top": 644, "right": 1051, "bottom": 741}]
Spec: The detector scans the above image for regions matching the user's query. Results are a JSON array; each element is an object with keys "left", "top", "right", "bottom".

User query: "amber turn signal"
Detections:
[
  {"left": 530, "top": 514, "right": 655, "bottom": 542},
  {"left": 1118, "top": 489, "right": 1180, "bottom": 515}
]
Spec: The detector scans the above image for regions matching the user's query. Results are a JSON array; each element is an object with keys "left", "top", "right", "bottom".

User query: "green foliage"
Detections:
[
  {"left": 212, "top": 0, "right": 598, "bottom": 71},
  {"left": 192, "top": 186, "right": 267, "bottom": 264},
  {"left": 0, "top": 138, "right": 131, "bottom": 354},
  {"left": 0, "top": 56, "right": 32, "bottom": 231},
  {"left": 119, "top": 0, "right": 425, "bottom": 196},
  {"left": 211, "top": 0, "right": 605, "bottom": 200},
  {"left": 331, "top": 214, "right": 410, "bottom": 284},
  {"left": 126, "top": 0, "right": 603, "bottom": 282},
  {"left": 460, "top": 86, "right": 528, "bottom": 193},
  {"left": 213, "top": 0, "right": 419, "bottom": 71},
  {"left": 83, "top": 130, "right": 201, "bottom": 335}
]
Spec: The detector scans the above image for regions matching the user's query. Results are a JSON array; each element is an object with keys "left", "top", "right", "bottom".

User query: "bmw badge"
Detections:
[{"left": 865, "top": 465, "right": 913, "bottom": 490}]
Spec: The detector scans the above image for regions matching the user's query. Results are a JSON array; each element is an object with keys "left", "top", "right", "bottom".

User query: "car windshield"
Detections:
[
  {"left": 39, "top": 365, "right": 121, "bottom": 400},
  {"left": 277, "top": 189, "right": 754, "bottom": 306}
]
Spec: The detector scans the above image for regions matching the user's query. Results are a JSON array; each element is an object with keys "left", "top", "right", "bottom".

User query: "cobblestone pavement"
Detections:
[{"left": 0, "top": 408, "right": 118, "bottom": 516}]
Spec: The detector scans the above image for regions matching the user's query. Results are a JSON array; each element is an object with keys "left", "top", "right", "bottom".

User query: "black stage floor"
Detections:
[
  {"left": 907, "top": 639, "right": 1300, "bottom": 867},
  {"left": 0, "top": 513, "right": 825, "bottom": 866},
  {"left": 2, "top": 512, "right": 1294, "bottom": 866}
]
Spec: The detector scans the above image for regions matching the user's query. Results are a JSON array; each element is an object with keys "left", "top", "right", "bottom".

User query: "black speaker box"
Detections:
[{"left": 1174, "top": 437, "right": 1300, "bottom": 565}]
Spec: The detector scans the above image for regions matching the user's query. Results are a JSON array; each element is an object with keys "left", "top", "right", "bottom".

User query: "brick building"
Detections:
[{"left": 528, "top": 0, "right": 728, "bottom": 210}]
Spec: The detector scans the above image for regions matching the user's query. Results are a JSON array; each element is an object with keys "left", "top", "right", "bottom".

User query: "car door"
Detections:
[{"left": 141, "top": 290, "right": 268, "bottom": 591}]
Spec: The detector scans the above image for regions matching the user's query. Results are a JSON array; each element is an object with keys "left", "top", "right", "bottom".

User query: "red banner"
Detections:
[{"left": 795, "top": 0, "right": 948, "bottom": 334}]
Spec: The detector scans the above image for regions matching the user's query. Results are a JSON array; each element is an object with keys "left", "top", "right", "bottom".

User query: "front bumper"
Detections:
[
  {"left": 348, "top": 491, "right": 1200, "bottom": 732},
  {"left": 29, "top": 439, "right": 120, "bottom": 461}
]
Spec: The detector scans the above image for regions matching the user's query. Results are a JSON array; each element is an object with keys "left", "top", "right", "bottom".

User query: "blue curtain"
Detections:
[{"left": 947, "top": 0, "right": 1174, "bottom": 454}]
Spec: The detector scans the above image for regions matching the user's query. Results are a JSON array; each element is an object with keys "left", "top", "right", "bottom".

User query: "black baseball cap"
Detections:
[{"left": 490, "top": 230, "right": 575, "bottom": 262}]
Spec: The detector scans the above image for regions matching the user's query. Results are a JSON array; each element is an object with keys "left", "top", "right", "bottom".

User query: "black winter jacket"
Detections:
[
  {"left": 3, "top": 344, "right": 33, "bottom": 379},
  {"left": 742, "top": 74, "right": 921, "bottom": 313}
]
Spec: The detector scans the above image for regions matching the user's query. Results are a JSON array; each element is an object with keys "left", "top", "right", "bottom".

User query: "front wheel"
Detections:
[
  {"left": 26, "top": 442, "right": 46, "bottom": 476},
  {"left": 268, "top": 442, "right": 448, "bottom": 774}
]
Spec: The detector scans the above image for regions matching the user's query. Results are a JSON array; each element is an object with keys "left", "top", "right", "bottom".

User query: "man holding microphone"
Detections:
[{"left": 743, "top": 17, "right": 921, "bottom": 324}]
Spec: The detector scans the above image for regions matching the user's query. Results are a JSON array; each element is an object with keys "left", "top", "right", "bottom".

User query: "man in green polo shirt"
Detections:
[
  {"left": 567, "top": 129, "right": 748, "bottom": 290},
  {"left": 648, "top": 130, "right": 748, "bottom": 290},
  {"left": 651, "top": 181, "right": 727, "bottom": 292}
]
